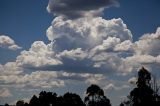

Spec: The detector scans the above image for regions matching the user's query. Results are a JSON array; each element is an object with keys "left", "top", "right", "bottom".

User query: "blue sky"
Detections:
[{"left": 0, "top": 0, "right": 160, "bottom": 106}]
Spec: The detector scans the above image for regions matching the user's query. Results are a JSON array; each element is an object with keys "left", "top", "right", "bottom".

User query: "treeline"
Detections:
[
  {"left": 14, "top": 84, "right": 111, "bottom": 106},
  {"left": 3, "top": 67, "right": 160, "bottom": 106}
]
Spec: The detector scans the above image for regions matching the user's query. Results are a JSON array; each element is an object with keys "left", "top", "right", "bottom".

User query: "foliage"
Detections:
[
  {"left": 120, "top": 67, "right": 160, "bottom": 106},
  {"left": 84, "top": 84, "right": 111, "bottom": 106}
]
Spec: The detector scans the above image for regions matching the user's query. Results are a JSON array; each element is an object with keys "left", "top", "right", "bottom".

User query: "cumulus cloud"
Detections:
[
  {"left": 0, "top": 69, "right": 64, "bottom": 89},
  {"left": 124, "top": 55, "right": 156, "bottom": 65},
  {"left": 0, "top": 88, "right": 12, "bottom": 97},
  {"left": 47, "top": 0, "right": 119, "bottom": 19},
  {"left": 0, "top": 35, "right": 21, "bottom": 50},
  {"left": 46, "top": 17, "right": 132, "bottom": 50},
  {"left": 22, "top": 71, "right": 64, "bottom": 88},
  {"left": 16, "top": 41, "right": 62, "bottom": 68},
  {"left": 2, "top": 12, "right": 159, "bottom": 84},
  {"left": 89, "top": 37, "right": 121, "bottom": 56},
  {"left": 44, "top": 16, "right": 132, "bottom": 74},
  {"left": 0, "top": 58, "right": 106, "bottom": 89},
  {"left": 57, "top": 48, "right": 88, "bottom": 60},
  {"left": 47, "top": 13, "right": 160, "bottom": 75},
  {"left": 0, "top": 62, "right": 23, "bottom": 76},
  {"left": 114, "top": 40, "right": 133, "bottom": 52},
  {"left": 133, "top": 27, "right": 160, "bottom": 56}
]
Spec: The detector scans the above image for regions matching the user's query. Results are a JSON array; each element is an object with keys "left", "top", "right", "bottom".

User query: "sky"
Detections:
[{"left": 0, "top": 0, "right": 160, "bottom": 106}]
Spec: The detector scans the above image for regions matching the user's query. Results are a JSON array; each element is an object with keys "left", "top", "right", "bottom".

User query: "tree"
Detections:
[
  {"left": 4, "top": 103, "right": 9, "bottom": 106},
  {"left": 84, "top": 84, "right": 111, "bottom": 106},
  {"left": 120, "top": 67, "right": 159, "bottom": 106},
  {"left": 63, "top": 92, "right": 85, "bottom": 106},
  {"left": 29, "top": 95, "right": 39, "bottom": 106},
  {"left": 16, "top": 100, "right": 24, "bottom": 106}
]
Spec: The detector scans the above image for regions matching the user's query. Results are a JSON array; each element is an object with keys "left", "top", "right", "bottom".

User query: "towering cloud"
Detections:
[
  {"left": 44, "top": 13, "right": 133, "bottom": 74},
  {"left": 47, "top": 0, "right": 119, "bottom": 19},
  {"left": 46, "top": 17, "right": 132, "bottom": 51},
  {"left": 0, "top": 35, "right": 21, "bottom": 50}
]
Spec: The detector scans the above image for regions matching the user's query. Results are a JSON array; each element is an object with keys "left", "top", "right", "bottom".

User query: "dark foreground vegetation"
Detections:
[{"left": 2, "top": 67, "right": 160, "bottom": 106}]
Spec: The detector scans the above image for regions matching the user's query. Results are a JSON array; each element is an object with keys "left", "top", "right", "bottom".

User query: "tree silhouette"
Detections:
[
  {"left": 84, "top": 84, "right": 111, "bottom": 106},
  {"left": 120, "top": 67, "right": 160, "bottom": 106},
  {"left": 29, "top": 95, "right": 39, "bottom": 106},
  {"left": 6, "top": 71, "right": 159, "bottom": 106},
  {"left": 23, "top": 90, "right": 85, "bottom": 106},
  {"left": 4, "top": 103, "right": 9, "bottom": 106},
  {"left": 63, "top": 92, "right": 85, "bottom": 106},
  {"left": 16, "top": 100, "right": 25, "bottom": 106}
]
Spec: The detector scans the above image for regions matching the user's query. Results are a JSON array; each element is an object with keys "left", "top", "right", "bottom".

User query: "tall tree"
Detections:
[{"left": 120, "top": 67, "right": 160, "bottom": 106}]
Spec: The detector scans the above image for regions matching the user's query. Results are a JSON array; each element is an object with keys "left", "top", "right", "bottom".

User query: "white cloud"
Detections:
[
  {"left": 125, "top": 55, "right": 156, "bottom": 64},
  {"left": 57, "top": 48, "right": 88, "bottom": 60},
  {"left": 0, "top": 62, "right": 23, "bottom": 76},
  {"left": 44, "top": 17, "right": 134, "bottom": 74},
  {"left": 133, "top": 27, "right": 160, "bottom": 56},
  {"left": 0, "top": 35, "right": 21, "bottom": 50},
  {"left": 0, "top": 61, "right": 106, "bottom": 89},
  {"left": 82, "top": 73, "right": 106, "bottom": 84},
  {"left": 16, "top": 41, "right": 62, "bottom": 68},
  {"left": 128, "top": 77, "right": 137, "bottom": 85},
  {"left": 0, "top": 88, "right": 12, "bottom": 97},
  {"left": 104, "top": 83, "right": 129, "bottom": 91},
  {"left": 0, "top": 69, "right": 65, "bottom": 89},
  {"left": 23, "top": 71, "right": 64, "bottom": 88},
  {"left": 114, "top": 40, "right": 133, "bottom": 52},
  {"left": 46, "top": 17, "right": 132, "bottom": 49},
  {"left": 90, "top": 37, "right": 121, "bottom": 56}
]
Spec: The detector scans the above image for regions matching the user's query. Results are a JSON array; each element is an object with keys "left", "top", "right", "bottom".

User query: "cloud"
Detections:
[
  {"left": 0, "top": 69, "right": 65, "bottom": 89},
  {"left": 89, "top": 37, "right": 121, "bottom": 56},
  {"left": 128, "top": 77, "right": 137, "bottom": 85},
  {"left": 2, "top": 16, "right": 159, "bottom": 79},
  {"left": 47, "top": 0, "right": 119, "bottom": 19},
  {"left": 16, "top": 41, "right": 62, "bottom": 68},
  {"left": 0, "top": 62, "right": 23, "bottom": 76},
  {"left": 46, "top": 17, "right": 132, "bottom": 49},
  {"left": 133, "top": 27, "right": 160, "bottom": 56},
  {"left": 114, "top": 40, "right": 133, "bottom": 52},
  {"left": 104, "top": 83, "right": 129, "bottom": 91},
  {"left": 0, "top": 35, "right": 21, "bottom": 50},
  {"left": 0, "top": 88, "right": 12, "bottom": 97},
  {"left": 14, "top": 16, "right": 137, "bottom": 75},
  {"left": 124, "top": 55, "right": 156, "bottom": 65},
  {"left": 57, "top": 48, "right": 88, "bottom": 60},
  {"left": 0, "top": 60, "right": 106, "bottom": 89},
  {"left": 22, "top": 71, "right": 64, "bottom": 89},
  {"left": 44, "top": 16, "right": 132, "bottom": 74}
]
